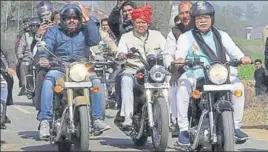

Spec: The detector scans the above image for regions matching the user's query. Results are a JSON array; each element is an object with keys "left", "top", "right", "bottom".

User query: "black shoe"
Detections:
[
  {"left": 114, "top": 111, "right": 124, "bottom": 124},
  {"left": 5, "top": 115, "right": 11, "bottom": 124},
  {"left": 1, "top": 124, "right": 7, "bottom": 129},
  {"left": 235, "top": 129, "right": 249, "bottom": 143},
  {"left": 18, "top": 87, "right": 27, "bottom": 96}
]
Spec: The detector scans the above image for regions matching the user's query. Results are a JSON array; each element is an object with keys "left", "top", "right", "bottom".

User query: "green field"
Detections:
[{"left": 234, "top": 38, "right": 265, "bottom": 80}]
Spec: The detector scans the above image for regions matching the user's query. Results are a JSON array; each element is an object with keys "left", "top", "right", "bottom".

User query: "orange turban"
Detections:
[{"left": 131, "top": 5, "right": 153, "bottom": 23}]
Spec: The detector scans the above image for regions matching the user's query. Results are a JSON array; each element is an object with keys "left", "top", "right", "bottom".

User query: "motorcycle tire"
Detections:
[
  {"left": 0, "top": 100, "right": 7, "bottom": 125},
  {"left": 213, "top": 111, "right": 235, "bottom": 151},
  {"left": 57, "top": 141, "right": 72, "bottom": 152},
  {"left": 73, "top": 106, "right": 89, "bottom": 151},
  {"left": 151, "top": 97, "right": 169, "bottom": 151}
]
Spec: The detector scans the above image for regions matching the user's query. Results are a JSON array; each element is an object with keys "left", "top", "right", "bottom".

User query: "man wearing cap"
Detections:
[{"left": 116, "top": 4, "right": 166, "bottom": 129}]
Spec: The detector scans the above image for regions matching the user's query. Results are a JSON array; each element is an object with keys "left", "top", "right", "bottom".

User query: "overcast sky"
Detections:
[{"left": 79, "top": 1, "right": 268, "bottom": 12}]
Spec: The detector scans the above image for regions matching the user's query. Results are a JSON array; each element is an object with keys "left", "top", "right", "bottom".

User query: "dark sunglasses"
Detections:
[{"left": 64, "top": 16, "right": 80, "bottom": 20}]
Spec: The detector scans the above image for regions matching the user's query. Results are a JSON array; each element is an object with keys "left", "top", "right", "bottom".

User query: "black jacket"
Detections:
[
  {"left": 1, "top": 36, "right": 16, "bottom": 69},
  {"left": 1, "top": 36, "right": 15, "bottom": 105},
  {"left": 108, "top": 5, "right": 133, "bottom": 41},
  {"left": 254, "top": 67, "right": 268, "bottom": 94}
]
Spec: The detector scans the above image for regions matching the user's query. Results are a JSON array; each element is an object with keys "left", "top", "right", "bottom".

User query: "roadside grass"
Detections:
[{"left": 237, "top": 53, "right": 264, "bottom": 80}]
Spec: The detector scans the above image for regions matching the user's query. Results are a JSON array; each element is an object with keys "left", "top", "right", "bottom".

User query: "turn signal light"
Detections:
[
  {"left": 92, "top": 86, "right": 100, "bottom": 93},
  {"left": 233, "top": 89, "right": 242, "bottom": 97},
  {"left": 136, "top": 72, "right": 144, "bottom": 79},
  {"left": 192, "top": 90, "right": 201, "bottom": 99},
  {"left": 54, "top": 85, "right": 63, "bottom": 93}
]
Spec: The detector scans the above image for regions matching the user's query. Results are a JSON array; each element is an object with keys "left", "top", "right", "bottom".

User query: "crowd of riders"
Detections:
[{"left": 1, "top": 0, "right": 268, "bottom": 149}]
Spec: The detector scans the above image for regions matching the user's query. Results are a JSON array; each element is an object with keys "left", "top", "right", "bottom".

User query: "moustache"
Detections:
[
  {"left": 199, "top": 22, "right": 208, "bottom": 26},
  {"left": 183, "top": 17, "right": 190, "bottom": 21}
]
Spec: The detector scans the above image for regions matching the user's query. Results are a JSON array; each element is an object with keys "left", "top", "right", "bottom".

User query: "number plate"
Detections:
[
  {"left": 144, "top": 83, "right": 170, "bottom": 89},
  {"left": 94, "top": 67, "right": 103, "bottom": 71},
  {"left": 64, "top": 82, "right": 92, "bottom": 88},
  {"left": 203, "top": 84, "right": 234, "bottom": 91},
  {"left": 22, "top": 62, "right": 29, "bottom": 65}
]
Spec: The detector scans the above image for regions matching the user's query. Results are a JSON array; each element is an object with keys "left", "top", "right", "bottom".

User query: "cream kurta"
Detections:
[{"left": 117, "top": 30, "right": 166, "bottom": 73}]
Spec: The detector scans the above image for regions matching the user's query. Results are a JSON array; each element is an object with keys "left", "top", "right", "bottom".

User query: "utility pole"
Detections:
[
  {"left": 32, "top": 1, "right": 34, "bottom": 16},
  {"left": 17, "top": 1, "right": 20, "bottom": 33},
  {"left": 5, "top": 1, "right": 9, "bottom": 39}
]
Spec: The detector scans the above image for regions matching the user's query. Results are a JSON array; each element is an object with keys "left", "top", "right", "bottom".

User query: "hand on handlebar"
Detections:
[
  {"left": 7, "top": 68, "right": 16, "bottom": 76},
  {"left": 240, "top": 56, "right": 252, "bottom": 65},
  {"left": 117, "top": 52, "right": 127, "bottom": 60},
  {"left": 38, "top": 57, "right": 50, "bottom": 67},
  {"left": 172, "top": 58, "right": 186, "bottom": 68}
]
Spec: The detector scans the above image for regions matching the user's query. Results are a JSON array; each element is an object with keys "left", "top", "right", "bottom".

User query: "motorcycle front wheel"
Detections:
[
  {"left": 0, "top": 100, "right": 7, "bottom": 125},
  {"left": 213, "top": 111, "right": 235, "bottom": 151},
  {"left": 73, "top": 106, "right": 89, "bottom": 151},
  {"left": 151, "top": 97, "right": 169, "bottom": 151}
]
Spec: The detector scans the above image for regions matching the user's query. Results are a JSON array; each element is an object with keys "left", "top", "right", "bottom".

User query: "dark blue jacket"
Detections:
[{"left": 38, "top": 20, "right": 100, "bottom": 65}]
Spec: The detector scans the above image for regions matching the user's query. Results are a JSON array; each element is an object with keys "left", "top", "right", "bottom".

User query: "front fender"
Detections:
[
  {"left": 73, "top": 96, "right": 89, "bottom": 107},
  {"left": 215, "top": 100, "right": 233, "bottom": 113}
]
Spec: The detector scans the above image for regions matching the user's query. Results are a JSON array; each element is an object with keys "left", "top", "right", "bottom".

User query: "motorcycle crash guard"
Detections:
[
  {"left": 73, "top": 96, "right": 89, "bottom": 107},
  {"left": 215, "top": 99, "right": 234, "bottom": 113}
]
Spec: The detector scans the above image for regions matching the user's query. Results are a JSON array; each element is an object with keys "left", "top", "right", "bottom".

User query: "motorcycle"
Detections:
[
  {"left": 91, "top": 41, "right": 117, "bottom": 118},
  {"left": 114, "top": 47, "right": 170, "bottom": 151},
  {"left": 171, "top": 58, "right": 251, "bottom": 151},
  {"left": 39, "top": 43, "right": 93, "bottom": 151},
  {"left": 0, "top": 61, "right": 8, "bottom": 129},
  {"left": 20, "top": 53, "right": 36, "bottom": 105}
]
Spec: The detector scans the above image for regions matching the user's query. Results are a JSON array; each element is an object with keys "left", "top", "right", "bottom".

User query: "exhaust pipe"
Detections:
[
  {"left": 191, "top": 109, "right": 208, "bottom": 150},
  {"left": 136, "top": 105, "right": 146, "bottom": 139},
  {"left": 55, "top": 106, "right": 69, "bottom": 142}
]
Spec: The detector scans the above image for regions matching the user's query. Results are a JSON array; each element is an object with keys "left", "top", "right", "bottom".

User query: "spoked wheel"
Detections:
[
  {"left": 151, "top": 97, "right": 169, "bottom": 151},
  {"left": 57, "top": 140, "right": 72, "bottom": 152},
  {"left": 73, "top": 106, "right": 89, "bottom": 151}
]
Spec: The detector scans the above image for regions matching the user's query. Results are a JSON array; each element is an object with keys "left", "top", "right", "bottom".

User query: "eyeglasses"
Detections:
[{"left": 65, "top": 16, "right": 80, "bottom": 20}]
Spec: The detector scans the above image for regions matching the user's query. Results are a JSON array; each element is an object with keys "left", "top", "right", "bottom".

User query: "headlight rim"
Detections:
[
  {"left": 149, "top": 65, "right": 166, "bottom": 82},
  {"left": 69, "top": 62, "right": 88, "bottom": 82},
  {"left": 207, "top": 63, "right": 229, "bottom": 85}
]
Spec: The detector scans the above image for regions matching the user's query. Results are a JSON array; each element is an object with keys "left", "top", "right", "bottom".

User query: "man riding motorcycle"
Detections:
[
  {"left": 116, "top": 4, "right": 166, "bottom": 129},
  {"left": 171, "top": 1, "right": 251, "bottom": 146},
  {"left": 1, "top": 35, "right": 17, "bottom": 128},
  {"left": 35, "top": 0, "right": 54, "bottom": 40},
  {"left": 16, "top": 16, "right": 41, "bottom": 96},
  {"left": 37, "top": 4, "right": 111, "bottom": 139},
  {"left": 34, "top": 0, "right": 55, "bottom": 116},
  {"left": 163, "top": 1, "right": 194, "bottom": 129}
]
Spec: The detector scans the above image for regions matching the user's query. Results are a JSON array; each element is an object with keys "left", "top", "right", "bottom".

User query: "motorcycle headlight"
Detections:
[
  {"left": 208, "top": 63, "right": 229, "bottom": 85},
  {"left": 69, "top": 63, "right": 88, "bottom": 82},
  {"left": 149, "top": 65, "right": 166, "bottom": 82}
]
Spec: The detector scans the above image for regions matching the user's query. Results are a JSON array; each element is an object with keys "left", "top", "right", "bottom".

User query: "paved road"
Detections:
[{"left": 1, "top": 77, "right": 268, "bottom": 151}]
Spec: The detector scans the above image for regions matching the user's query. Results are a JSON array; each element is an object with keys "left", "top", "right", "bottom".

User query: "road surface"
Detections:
[{"left": 1, "top": 77, "right": 268, "bottom": 151}]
